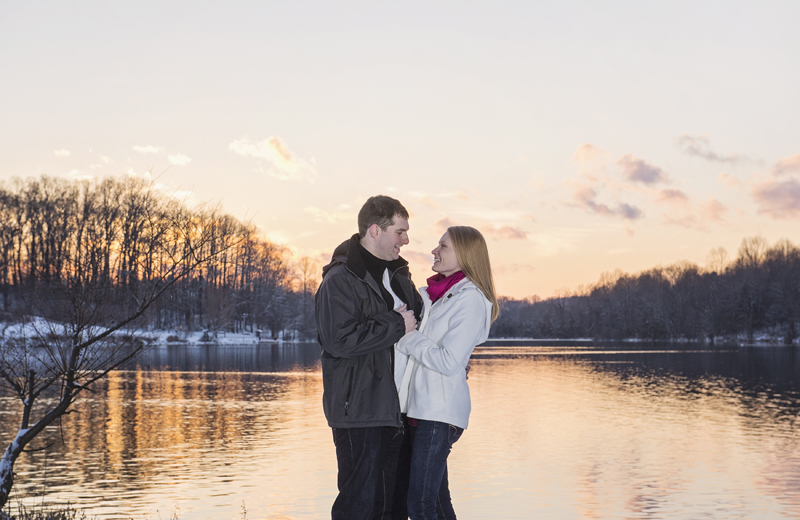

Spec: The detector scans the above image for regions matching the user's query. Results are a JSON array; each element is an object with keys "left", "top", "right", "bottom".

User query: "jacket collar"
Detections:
[{"left": 323, "top": 233, "right": 409, "bottom": 281}]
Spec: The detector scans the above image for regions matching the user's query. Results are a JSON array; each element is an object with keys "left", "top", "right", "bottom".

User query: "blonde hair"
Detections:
[{"left": 448, "top": 226, "right": 499, "bottom": 323}]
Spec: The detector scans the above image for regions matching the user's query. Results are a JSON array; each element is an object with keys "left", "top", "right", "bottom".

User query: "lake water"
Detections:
[{"left": 3, "top": 341, "right": 800, "bottom": 519}]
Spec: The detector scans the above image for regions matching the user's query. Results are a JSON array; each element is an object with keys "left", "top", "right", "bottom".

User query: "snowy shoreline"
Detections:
[{"left": 4, "top": 321, "right": 798, "bottom": 348}]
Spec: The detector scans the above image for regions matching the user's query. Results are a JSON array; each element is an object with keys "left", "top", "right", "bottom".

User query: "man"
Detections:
[{"left": 316, "top": 195, "right": 422, "bottom": 520}]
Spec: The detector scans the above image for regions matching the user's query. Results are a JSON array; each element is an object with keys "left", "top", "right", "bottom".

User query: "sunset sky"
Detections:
[{"left": 2, "top": 1, "right": 799, "bottom": 299}]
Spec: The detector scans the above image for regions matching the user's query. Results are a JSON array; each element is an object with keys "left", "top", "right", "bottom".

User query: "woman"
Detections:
[{"left": 396, "top": 225, "right": 499, "bottom": 520}]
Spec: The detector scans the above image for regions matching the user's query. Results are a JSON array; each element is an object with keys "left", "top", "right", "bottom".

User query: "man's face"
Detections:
[{"left": 373, "top": 216, "right": 409, "bottom": 261}]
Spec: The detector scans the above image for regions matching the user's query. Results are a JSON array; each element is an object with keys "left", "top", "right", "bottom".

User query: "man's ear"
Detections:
[{"left": 369, "top": 224, "right": 381, "bottom": 239}]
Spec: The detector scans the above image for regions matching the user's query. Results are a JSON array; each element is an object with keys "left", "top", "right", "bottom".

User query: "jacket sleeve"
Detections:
[
  {"left": 316, "top": 270, "right": 406, "bottom": 359},
  {"left": 395, "top": 290, "right": 488, "bottom": 376}
]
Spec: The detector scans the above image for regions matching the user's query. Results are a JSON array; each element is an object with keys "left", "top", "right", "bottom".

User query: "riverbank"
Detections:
[
  {"left": 144, "top": 329, "right": 295, "bottom": 346},
  {"left": 3, "top": 320, "right": 798, "bottom": 347}
]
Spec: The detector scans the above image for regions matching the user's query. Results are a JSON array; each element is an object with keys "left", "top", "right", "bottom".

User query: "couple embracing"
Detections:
[{"left": 315, "top": 195, "right": 499, "bottom": 520}]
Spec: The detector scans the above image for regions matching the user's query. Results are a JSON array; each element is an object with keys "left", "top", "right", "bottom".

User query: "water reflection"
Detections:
[
  {"left": 2, "top": 342, "right": 800, "bottom": 519},
  {"left": 134, "top": 342, "right": 322, "bottom": 373}
]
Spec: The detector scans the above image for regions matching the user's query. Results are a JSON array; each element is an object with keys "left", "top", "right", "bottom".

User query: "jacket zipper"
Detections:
[{"left": 344, "top": 366, "right": 355, "bottom": 416}]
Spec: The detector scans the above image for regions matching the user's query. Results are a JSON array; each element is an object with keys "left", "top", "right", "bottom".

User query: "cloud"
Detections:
[
  {"left": 305, "top": 206, "right": 352, "bottom": 224},
  {"left": 662, "top": 198, "right": 729, "bottom": 230},
  {"left": 573, "top": 143, "right": 609, "bottom": 179},
  {"left": 434, "top": 218, "right": 457, "bottom": 233},
  {"left": 418, "top": 197, "right": 438, "bottom": 209},
  {"left": 168, "top": 154, "right": 192, "bottom": 166},
  {"left": 433, "top": 216, "right": 527, "bottom": 240},
  {"left": 54, "top": 149, "right": 70, "bottom": 157},
  {"left": 89, "top": 155, "right": 113, "bottom": 170},
  {"left": 772, "top": 154, "right": 800, "bottom": 177},
  {"left": 573, "top": 143, "right": 607, "bottom": 164},
  {"left": 676, "top": 134, "right": 747, "bottom": 164},
  {"left": 617, "top": 203, "right": 643, "bottom": 220},
  {"left": 573, "top": 187, "right": 615, "bottom": 216},
  {"left": 480, "top": 224, "right": 527, "bottom": 240},
  {"left": 229, "top": 136, "right": 316, "bottom": 182},
  {"left": 133, "top": 145, "right": 164, "bottom": 154},
  {"left": 573, "top": 187, "right": 644, "bottom": 220},
  {"left": 700, "top": 198, "right": 728, "bottom": 223},
  {"left": 656, "top": 188, "right": 689, "bottom": 205},
  {"left": 407, "top": 192, "right": 438, "bottom": 209},
  {"left": 662, "top": 215, "right": 700, "bottom": 229},
  {"left": 67, "top": 170, "right": 93, "bottom": 181},
  {"left": 717, "top": 173, "right": 743, "bottom": 189},
  {"left": 752, "top": 179, "right": 800, "bottom": 219},
  {"left": 617, "top": 154, "right": 669, "bottom": 185}
]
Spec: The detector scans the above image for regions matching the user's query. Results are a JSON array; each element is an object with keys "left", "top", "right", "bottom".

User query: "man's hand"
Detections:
[{"left": 395, "top": 304, "right": 417, "bottom": 333}]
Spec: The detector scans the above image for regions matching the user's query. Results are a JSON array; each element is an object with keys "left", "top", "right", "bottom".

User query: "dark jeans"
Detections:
[
  {"left": 331, "top": 423, "right": 411, "bottom": 520},
  {"left": 407, "top": 419, "right": 464, "bottom": 520}
]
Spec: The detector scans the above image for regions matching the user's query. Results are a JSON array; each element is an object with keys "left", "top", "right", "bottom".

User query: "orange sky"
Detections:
[{"left": 1, "top": 2, "right": 799, "bottom": 298}]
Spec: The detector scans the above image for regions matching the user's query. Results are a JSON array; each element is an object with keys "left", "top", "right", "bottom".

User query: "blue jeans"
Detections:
[
  {"left": 331, "top": 425, "right": 410, "bottom": 520},
  {"left": 408, "top": 419, "right": 464, "bottom": 520}
]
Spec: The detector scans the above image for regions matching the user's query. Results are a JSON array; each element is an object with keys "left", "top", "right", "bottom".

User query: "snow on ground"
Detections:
[
  {"left": 144, "top": 329, "right": 294, "bottom": 345},
  {"left": 0, "top": 318, "right": 296, "bottom": 346}
]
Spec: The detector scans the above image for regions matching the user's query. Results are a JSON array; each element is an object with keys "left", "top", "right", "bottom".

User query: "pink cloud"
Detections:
[
  {"left": 228, "top": 135, "right": 316, "bottom": 181},
  {"left": 661, "top": 198, "right": 728, "bottom": 230},
  {"left": 481, "top": 225, "right": 527, "bottom": 240},
  {"left": 656, "top": 189, "right": 689, "bottom": 204},
  {"left": 573, "top": 143, "right": 606, "bottom": 163},
  {"left": 700, "top": 198, "right": 727, "bottom": 223},
  {"left": 676, "top": 134, "right": 747, "bottom": 164},
  {"left": 618, "top": 154, "right": 669, "bottom": 185},
  {"left": 434, "top": 218, "right": 457, "bottom": 233},
  {"left": 416, "top": 196, "right": 438, "bottom": 209},
  {"left": 717, "top": 173, "right": 743, "bottom": 189},
  {"left": 435, "top": 218, "right": 527, "bottom": 240},
  {"left": 772, "top": 154, "right": 800, "bottom": 177},
  {"left": 573, "top": 187, "right": 643, "bottom": 220},
  {"left": 752, "top": 179, "right": 800, "bottom": 219}
]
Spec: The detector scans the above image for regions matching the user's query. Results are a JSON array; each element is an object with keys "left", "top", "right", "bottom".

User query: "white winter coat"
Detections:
[{"left": 396, "top": 278, "right": 493, "bottom": 429}]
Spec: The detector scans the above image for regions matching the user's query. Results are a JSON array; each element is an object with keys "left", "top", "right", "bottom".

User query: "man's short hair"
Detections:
[{"left": 357, "top": 195, "right": 409, "bottom": 238}]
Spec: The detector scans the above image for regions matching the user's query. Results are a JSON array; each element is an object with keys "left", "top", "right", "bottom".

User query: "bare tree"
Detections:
[
  {"left": 0, "top": 202, "right": 238, "bottom": 508},
  {"left": 705, "top": 246, "right": 728, "bottom": 274},
  {"left": 293, "top": 256, "right": 320, "bottom": 340}
]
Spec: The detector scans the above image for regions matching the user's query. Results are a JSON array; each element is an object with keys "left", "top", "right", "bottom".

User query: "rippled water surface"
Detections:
[{"left": 4, "top": 342, "right": 800, "bottom": 519}]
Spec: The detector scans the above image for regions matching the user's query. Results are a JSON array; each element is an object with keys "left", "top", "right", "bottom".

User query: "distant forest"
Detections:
[
  {"left": 491, "top": 237, "right": 800, "bottom": 343},
  {"left": 0, "top": 175, "right": 318, "bottom": 339},
  {"left": 2, "top": 175, "right": 799, "bottom": 344}
]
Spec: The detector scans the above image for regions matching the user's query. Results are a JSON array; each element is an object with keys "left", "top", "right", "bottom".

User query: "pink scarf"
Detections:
[{"left": 426, "top": 271, "right": 466, "bottom": 303}]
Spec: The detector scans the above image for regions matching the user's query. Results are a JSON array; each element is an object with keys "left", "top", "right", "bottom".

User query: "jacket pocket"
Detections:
[{"left": 344, "top": 366, "right": 355, "bottom": 416}]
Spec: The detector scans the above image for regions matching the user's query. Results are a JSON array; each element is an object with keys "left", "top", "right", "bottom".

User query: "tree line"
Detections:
[
  {"left": 3, "top": 173, "right": 798, "bottom": 346},
  {"left": 0, "top": 174, "right": 319, "bottom": 340},
  {"left": 491, "top": 236, "right": 800, "bottom": 343}
]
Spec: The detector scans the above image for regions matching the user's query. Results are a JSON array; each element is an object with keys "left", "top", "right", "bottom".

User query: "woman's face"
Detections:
[{"left": 431, "top": 232, "right": 462, "bottom": 277}]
